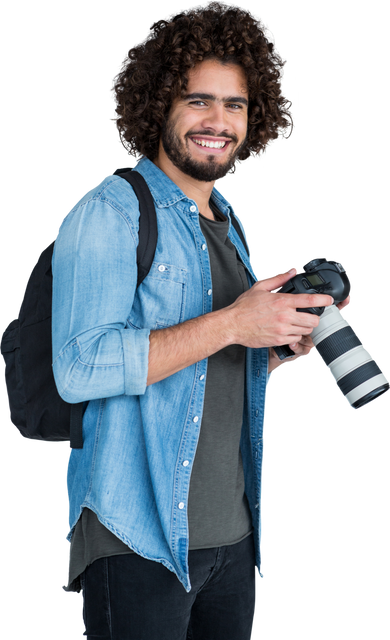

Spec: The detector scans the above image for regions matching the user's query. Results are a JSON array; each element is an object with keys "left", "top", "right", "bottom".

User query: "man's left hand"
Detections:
[{"left": 268, "top": 296, "right": 351, "bottom": 373}]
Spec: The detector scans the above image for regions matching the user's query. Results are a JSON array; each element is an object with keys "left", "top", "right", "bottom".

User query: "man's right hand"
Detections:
[
  {"left": 147, "top": 268, "right": 334, "bottom": 385},
  {"left": 226, "top": 269, "right": 334, "bottom": 349}
]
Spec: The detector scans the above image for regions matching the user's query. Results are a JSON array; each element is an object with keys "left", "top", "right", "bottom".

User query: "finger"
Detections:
[
  {"left": 286, "top": 293, "right": 334, "bottom": 310},
  {"left": 289, "top": 335, "right": 314, "bottom": 356},
  {"left": 255, "top": 266, "right": 299, "bottom": 291},
  {"left": 337, "top": 295, "right": 350, "bottom": 311},
  {"left": 290, "top": 344, "right": 311, "bottom": 357}
]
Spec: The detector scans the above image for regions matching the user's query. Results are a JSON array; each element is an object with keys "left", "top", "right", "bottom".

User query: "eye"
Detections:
[
  {"left": 226, "top": 103, "right": 243, "bottom": 110},
  {"left": 189, "top": 100, "right": 207, "bottom": 107},
  {"left": 190, "top": 100, "right": 242, "bottom": 111}
]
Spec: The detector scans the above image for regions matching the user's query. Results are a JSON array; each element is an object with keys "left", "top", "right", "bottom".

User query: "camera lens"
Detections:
[{"left": 311, "top": 306, "right": 389, "bottom": 408}]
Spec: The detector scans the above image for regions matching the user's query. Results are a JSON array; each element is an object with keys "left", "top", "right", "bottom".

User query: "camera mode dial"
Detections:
[{"left": 299, "top": 256, "right": 329, "bottom": 272}]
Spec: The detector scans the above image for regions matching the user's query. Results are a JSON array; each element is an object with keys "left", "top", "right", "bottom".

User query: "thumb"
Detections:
[{"left": 257, "top": 268, "right": 296, "bottom": 293}]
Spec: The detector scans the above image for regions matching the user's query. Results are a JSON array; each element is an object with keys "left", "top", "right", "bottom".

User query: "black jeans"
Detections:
[{"left": 81, "top": 533, "right": 256, "bottom": 640}]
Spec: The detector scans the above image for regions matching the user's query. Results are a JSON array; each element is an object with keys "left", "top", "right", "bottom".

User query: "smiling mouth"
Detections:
[
  {"left": 190, "top": 137, "right": 230, "bottom": 150},
  {"left": 190, "top": 138, "right": 230, "bottom": 155}
]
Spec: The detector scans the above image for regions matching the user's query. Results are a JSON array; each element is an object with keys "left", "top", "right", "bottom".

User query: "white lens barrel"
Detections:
[{"left": 311, "top": 306, "right": 389, "bottom": 408}]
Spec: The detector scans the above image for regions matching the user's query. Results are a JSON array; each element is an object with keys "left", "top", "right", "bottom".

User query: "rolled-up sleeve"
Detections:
[{"left": 52, "top": 193, "right": 150, "bottom": 403}]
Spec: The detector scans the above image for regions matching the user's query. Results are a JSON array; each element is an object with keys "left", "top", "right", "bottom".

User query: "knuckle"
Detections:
[{"left": 274, "top": 325, "right": 286, "bottom": 337}]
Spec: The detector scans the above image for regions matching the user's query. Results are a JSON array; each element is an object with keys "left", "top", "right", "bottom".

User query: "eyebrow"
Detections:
[{"left": 184, "top": 92, "right": 248, "bottom": 106}]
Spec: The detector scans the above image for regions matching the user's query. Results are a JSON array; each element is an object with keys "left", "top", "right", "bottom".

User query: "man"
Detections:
[
  {"left": 52, "top": 4, "right": 338, "bottom": 638},
  {"left": 148, "top": 60, "right": 352, "bottom": 384}
]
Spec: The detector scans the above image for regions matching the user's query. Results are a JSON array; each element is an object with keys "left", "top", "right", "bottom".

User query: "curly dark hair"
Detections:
[{"left": 113, "top": 2, "right": 292, "bottom": 161}]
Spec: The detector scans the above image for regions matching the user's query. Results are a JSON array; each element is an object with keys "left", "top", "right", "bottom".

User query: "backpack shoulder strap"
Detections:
[
  {"left": 230, "top": 214, "right": 250, "bottom": 257},
  {"left": 114, "top": 168, "right": 158, "bottom": 287}
]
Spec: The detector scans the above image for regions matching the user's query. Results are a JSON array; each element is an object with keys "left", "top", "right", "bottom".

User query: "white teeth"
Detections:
[{"left": 193, "top": 138, "right": 226, "bottom": 149}]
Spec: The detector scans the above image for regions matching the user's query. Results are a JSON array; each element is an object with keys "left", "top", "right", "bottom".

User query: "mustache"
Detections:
[{"left": 185, "top": 130, "right": 239, "bottom": 144}]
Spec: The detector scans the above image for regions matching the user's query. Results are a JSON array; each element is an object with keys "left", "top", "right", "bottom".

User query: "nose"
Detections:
[{"left": 198, "top": 104, "right": 233, "bottom": 141}]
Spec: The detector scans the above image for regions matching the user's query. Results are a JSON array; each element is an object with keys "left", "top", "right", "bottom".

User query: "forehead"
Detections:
[{"left": 185, "top": 59, "right": 248, "bottom": 98}]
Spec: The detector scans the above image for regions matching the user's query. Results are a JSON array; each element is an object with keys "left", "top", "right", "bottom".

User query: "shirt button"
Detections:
[
  {"left": 207, "top": 289, "right": 212, "bottom": 296},
  {"left": 190, "top": 205, "right": 197, "bottom": 213},
  {"left": 199, "top": 375, "right": 205, "bottom": 381},
  {"left": 182, "top": 460, "right": 189, "bottom": 467},
  {"left": 193, "top": 416, "right": 199, "bottom": 423},
  {"left": 201, "top": 244, "right": 207, "bottom": 250},
  {"left": 178, "top": 502, "right": 185, "bottom": 509},
  {"left": 158, "top": 265, "right": 165, "bottom": 272}
]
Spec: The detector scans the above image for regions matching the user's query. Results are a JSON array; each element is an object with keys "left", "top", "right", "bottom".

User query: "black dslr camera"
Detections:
[{"left": 274, "top": 259, "right": 389, "bottom": 408}]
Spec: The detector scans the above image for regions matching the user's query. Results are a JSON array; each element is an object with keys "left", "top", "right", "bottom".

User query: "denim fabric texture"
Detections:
[
  {"left": 52, "top": 157, "right": 268, "bottom": 592},
  {"left": 81, "top": 534, "right": 256, "bottom": 640}
]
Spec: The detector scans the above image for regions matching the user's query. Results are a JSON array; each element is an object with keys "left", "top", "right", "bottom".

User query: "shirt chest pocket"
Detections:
[{"left": 128, "top": 261, "right": 187, "bottom": 330}]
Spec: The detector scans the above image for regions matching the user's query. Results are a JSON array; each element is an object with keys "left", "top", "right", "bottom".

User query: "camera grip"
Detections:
[{"left": 273, "top": 344, "right": 296, "bottom": 360}]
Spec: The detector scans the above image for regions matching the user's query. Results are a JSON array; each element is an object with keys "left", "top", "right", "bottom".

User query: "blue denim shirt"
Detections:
[{"left": 52, "top": 157, "right": 268, "bottom": 592}]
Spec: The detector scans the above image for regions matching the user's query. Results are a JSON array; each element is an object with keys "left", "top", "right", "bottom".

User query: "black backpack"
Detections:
[{"left": 1, "top": 168, "right": 249, "bottom": 449}]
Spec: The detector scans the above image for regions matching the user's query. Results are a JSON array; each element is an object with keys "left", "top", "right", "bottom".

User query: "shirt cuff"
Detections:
[{"left": 121, "top": 328, "right": 150, "bottom": 395}]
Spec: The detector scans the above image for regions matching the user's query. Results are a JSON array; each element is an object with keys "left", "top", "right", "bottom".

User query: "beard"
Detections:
[{"left": 161, "top": 115, "right": 246, "bottom": 182}]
